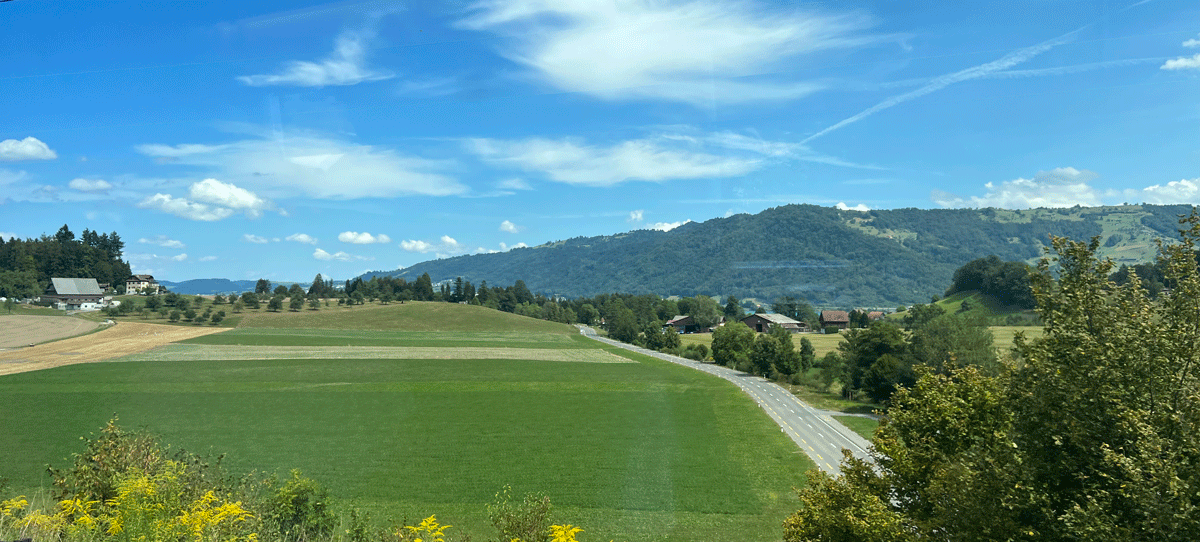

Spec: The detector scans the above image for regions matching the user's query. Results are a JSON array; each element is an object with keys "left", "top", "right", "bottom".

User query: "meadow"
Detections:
[{"left": 0, "top": 307, "right": 812, "bottom": 542}]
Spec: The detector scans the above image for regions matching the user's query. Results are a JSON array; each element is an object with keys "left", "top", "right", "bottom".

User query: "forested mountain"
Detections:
[
  {"left": 366, "top": 204, "right": 1194, "bottom": 307},
  {"left": 0, "top": 225, "right": 132, "bottom": 298}
]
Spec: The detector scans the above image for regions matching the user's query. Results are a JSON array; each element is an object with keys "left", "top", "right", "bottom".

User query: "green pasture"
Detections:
[
  {"left": 179, "top": 327, "right": 593, "bottom": 349},
  {"left": 0, "top": 326, "right": 811, "bottom": 542},
  {"left": 832, "top": 416, "right": 881, "bottom": 441},
  {"left": 233, "top": 301, "right": 573, "bottom": 333}
]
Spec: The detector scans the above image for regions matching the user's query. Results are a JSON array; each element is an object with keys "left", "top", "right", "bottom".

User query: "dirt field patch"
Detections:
[
  {"left": 117, "top": 344, "right": 635, "bottom": 363},
  {"left": 0, "top": 322, "right": 226, "bottom": 376},
  {"left": 0, "top": 315, "right": 101, "bottom": 348}
]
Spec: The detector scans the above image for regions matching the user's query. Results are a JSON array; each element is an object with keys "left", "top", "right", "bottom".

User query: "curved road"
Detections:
[{"left": 578, "top": 325, "right": 872, "bottom": 475}]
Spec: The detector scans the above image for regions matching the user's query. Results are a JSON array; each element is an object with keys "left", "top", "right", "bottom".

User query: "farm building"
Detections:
[
  {"left": 666, "top": 315, "right": 724, "bottom": 333},
  {"left": 45, "top": 278, "right": 107, "bottom": 311},
  {"left": 868, "top": 311, "right": 885, "bottom": 321},
  {"left": 819, "top": 310, "right": 851, "bottom": 330},
  {"left": 742, "top": 313, "right": 807, "bottom": 333},
  {"left": 126, "top": 274, "right": 160, "bottom": 294}
]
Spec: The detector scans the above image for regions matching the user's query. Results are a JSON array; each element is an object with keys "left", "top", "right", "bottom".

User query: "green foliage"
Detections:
[
  {"left": 772, "top": 296, "right": 817, "bottom": 327},
  {"left": 168, "top": 310, "right": 181, "bottom": 323},
  {"left": 267, "top": 470, "right": 334, "bottom": 541},
  {"left": 945, "top": 255, "right": 1036, "bottom": 308},
  {"left": 487, "top": 486, "right": 552, "bottom": 542},
  {"left": 786, "top": 219, "right": 1200, "bottom": 541},
  {"left": 268, "top": 295, "right": 284, "bottom": 312},
  {"left": 711, "top": 322, "right": 755, "bottom": 368}
]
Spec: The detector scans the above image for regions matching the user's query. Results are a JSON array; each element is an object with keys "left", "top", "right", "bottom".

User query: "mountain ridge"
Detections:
[{"left": 362, "top": 203, "right": 1194, "bottom": 306}]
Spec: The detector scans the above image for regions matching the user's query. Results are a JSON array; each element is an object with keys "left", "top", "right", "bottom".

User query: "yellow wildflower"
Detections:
[{"left": 550, "top": 524, "right": 583, "bottom": 542}]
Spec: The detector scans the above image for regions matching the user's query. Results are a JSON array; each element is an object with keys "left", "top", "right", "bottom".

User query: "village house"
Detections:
[
  {"left": 741, "top": 313, "right": 808, "bottom": 333},
  {"left": 126, "top": 274, "right": 160, "bottom": 294},
  {"left": 45, "top": 278, "right": 108, "bottom": 311},
  {"left": 819, "top": 310, "right": 851, "bottom": 330}
]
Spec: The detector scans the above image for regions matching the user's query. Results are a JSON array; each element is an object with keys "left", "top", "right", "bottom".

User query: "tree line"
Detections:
[{"left": 0, "top": 224, "right": 131, "bottom": 299}]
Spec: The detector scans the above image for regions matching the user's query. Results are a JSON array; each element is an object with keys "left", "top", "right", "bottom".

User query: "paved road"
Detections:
[{"left": 578, "top": 325, "right": 872, "bottom": 475}]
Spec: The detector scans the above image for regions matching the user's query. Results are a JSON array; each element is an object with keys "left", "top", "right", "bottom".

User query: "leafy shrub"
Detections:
[
  {"left": 488, "top": 486, "right": 552, "bottom": 542},
  {"left": 265, "top": 470, "right": 334, "bottom": 541}
]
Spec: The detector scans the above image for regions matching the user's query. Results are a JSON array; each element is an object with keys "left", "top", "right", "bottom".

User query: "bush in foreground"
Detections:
[{"left": 1, "top": 420, "right": 595, "bottom": 542}]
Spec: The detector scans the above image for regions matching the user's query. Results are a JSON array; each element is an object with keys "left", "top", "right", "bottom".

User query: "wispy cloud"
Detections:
[
  {"left": 138, "top": 130, "right": 464, "bottom": 199},
  {"left": 932, "top": 167, "right": 1102, "bottom": 209},
  {"left": 459, "top": 0, "right": 884, "bottom": 105},
  {"left": 628, "top": 209, "right": 644, "bottom": 223},
  {"left": 0, "top": 137, "right": 57, "bottom": 161},
  {"left": 836, "top": 202, "right": 870, "bottom": 211},
  {"left": 286, "top": 233, "right": 318, "bottom": 245},
  {"left": 243, "top": 234, "right": 270, "bottom": 244},
  {"left": 138, "top": 235, "right": 185, "bottom": 249},
  {"left": 646, "top": 219, "right": 691, "bottom": 232},
  {"left": 314, "top": 248, "right": 371, "bottom": 261},
  {"left": 499, "top": 220, "right": 522, "bottom": 233},
  {"left": 238, "top": 28, "right": 394, "bottom": 87}
]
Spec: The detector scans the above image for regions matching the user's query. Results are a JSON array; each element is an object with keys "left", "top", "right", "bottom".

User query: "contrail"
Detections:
[
  {"left": 800, "top": 0, "right": 1155, "bottom": 145},
  {"left": 801, "top": 28, "right": 1082, "bottom": 145}
]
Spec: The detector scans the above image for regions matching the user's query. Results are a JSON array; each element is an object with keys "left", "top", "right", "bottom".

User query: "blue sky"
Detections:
[{"left": 2, "top": 0, "right": 1198, "bottom": 282}]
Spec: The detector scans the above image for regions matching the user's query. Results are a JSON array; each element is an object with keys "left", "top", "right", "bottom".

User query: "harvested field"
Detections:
[
  {"left": 116, "top": 344, "right": 635, "bottom": 363},
  {"left": 0, "top": 322, "right": 226, "bottom": 376},
  {"left": 0, "top": 315, "right": 100, "bottom": 348}
]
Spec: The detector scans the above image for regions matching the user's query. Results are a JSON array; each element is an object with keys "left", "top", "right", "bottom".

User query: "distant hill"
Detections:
[
  {"left": 159, "top": 279, "right": 264, "bottom": 295},
  {"left": 370, "top": 203, "right": 1192, "bottom": 307}
]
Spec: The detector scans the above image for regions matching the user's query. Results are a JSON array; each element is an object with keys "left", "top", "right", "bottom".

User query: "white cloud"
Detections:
[
  {"left": 137, "top": 131, "right": 464, "bottom": 199},
  {"left": 499, "top": 220, "right": 522, "bottom": 233},
  {"left": 836, "top": 202, "right": 870, "bottom": 212},
  {"left": 313, "top": 248, "right": 370, "bottom": 261},
  {"left": 138, "top": 194, "right": 235, "bottom": 221},
  {"left": 1183, "top": 34, "right": 1200, "bottom": 48},
  {"left": 68, "top": 178, "right": 113, "bottom": 192},
  {"left": 628, "top": 210, "right": 644, "bottom": 222},
  {"left": 500, "top": 242, "right": 528, "bottom": 251},
  {"left": 138, "top": 236, "right": 186, "bottom": 249},
  {"left": 199, "top": 256, "right": 218, "bottom": 262},
  {"left": 469, "top": 137, "right": 760, "bottom": 186},
  {"left": 243, "top": 234, "right": 270, "bottom": 244},
  {"left": 137, "top": 179, "right": 269, "bottom": 221},
  {"left": 400, "top": 235, "right": 468, "bottom": 255},
  {"left": 497, "top": 178, "right": 532, "bottom": 190},
  {"left": 338, "top": 231, "right": 391, "bottom": 244},
  {"left": 1135, "top": 178, "right": 1200, "bottom": 204},
  {"left": 286, "top": 233, "right": 318, "bottom": 245},
  {"left": 171, "top": 253, "right": 188, "bottom": 262},
  {"left": 932, "top": 167, "right": 1102, "bottom": 209},
  {"left": 189, "top": 178, "right": 272, "bottom": 217},
  {"left": 649, "top": 219, "right": 692, "bottom": 232},
  {"left": 400, "top": 239, "right": 433, "bottom": 252},
  {"left": 0, "top": 232, "right": 18, "bottom": 241},
  {"left": 126, "top": 252, "right": 188, "bottom": 263},
  {"left": 1161, "top": 53, "right": 1200, "bottom": 70},
  {"left": 0, "top": 137, "right": 57, "bottom": 161},
  {"left": 458, "top": 0, "right": 879, "bottom": 105},
  {"left": 237, "top": 29, "right": 394, "bottom": 87}
]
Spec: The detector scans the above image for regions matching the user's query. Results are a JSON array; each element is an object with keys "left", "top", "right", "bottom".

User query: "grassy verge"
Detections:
[{"left": 832, "top": 416, "right": 880, "bottom": 441}]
